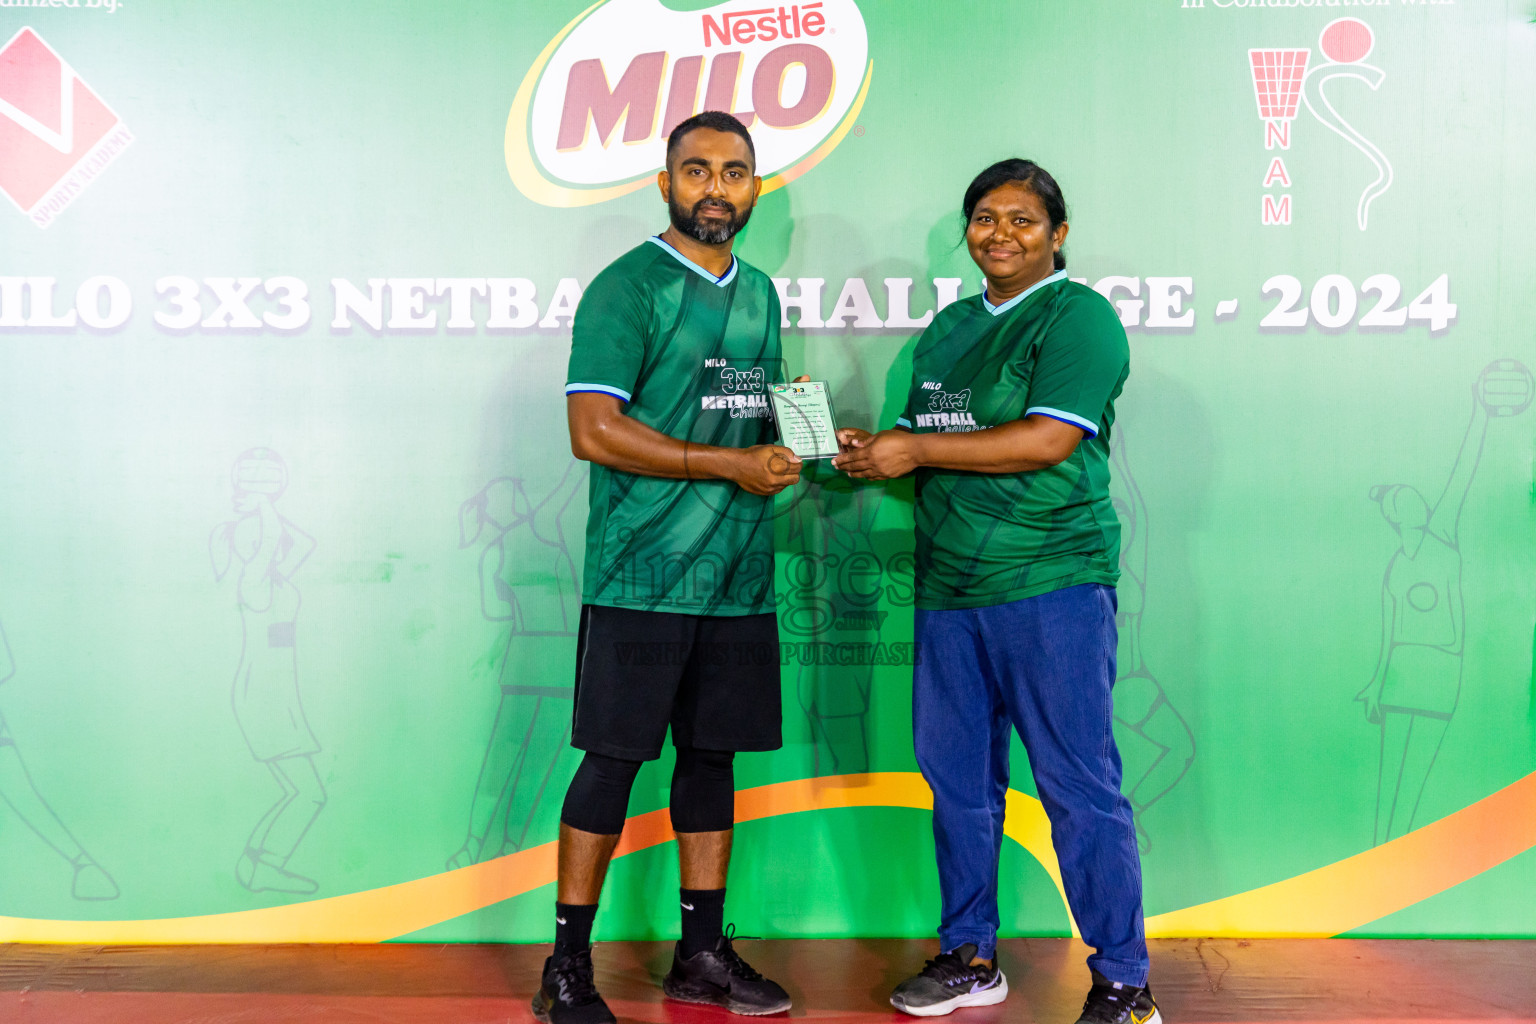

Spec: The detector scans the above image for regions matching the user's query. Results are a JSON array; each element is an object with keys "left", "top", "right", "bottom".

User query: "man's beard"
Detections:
[{"left": 670, "top": 195, "right": 752, "bottom": 245}]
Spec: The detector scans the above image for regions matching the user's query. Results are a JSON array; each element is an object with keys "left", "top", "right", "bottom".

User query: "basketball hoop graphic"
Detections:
[{"left": 1249, "top": 47, "right": 1310, "bottom": 139}]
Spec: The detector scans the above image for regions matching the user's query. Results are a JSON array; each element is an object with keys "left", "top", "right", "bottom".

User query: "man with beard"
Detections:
[{"left": 533, "top": 112, "right": 801, "bottom": 1024}]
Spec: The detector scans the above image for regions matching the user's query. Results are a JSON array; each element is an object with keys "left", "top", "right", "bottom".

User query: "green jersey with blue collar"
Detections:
[
  {"left": 566, "top": 236, "right": 783, "bottom": 616},
  {"left": 897, "top": 270, "right": 1130, "bottom": 611}
]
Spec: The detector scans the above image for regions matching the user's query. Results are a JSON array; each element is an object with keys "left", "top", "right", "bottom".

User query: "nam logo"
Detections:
[
  {"left": 1249, "top": 17, "right": 1391, "bottom": 230},
  {"left": 505, "top": 0, "right": 871, "bottom": 207},
  {"left": 0, "top": 27, "right": 133, "bottom": 228}
]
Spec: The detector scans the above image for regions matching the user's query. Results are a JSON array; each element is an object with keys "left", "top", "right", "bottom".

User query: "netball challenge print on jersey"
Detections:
[
  {"left": 899, "top": 275, "right": 1128, "bottom": 611},
  {"left": 567, "top": 238, "right": 784, "bottom": 616}
]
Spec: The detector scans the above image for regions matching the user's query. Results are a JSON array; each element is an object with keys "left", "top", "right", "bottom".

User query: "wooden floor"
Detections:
[{"left": 1, "top": 937, "right": 1532, "bottom": 1023}]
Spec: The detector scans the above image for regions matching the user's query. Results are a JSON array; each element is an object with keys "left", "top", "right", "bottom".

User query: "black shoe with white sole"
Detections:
[
  {"left": 530, "top": 948, "right": 616, "bottom": 1024},
  {"left": 890, "top": 943, "right": 1008, "bottom": 1017},
  {"left": 662, "top": 927, "right": 792, "bottom": 1015},
  {"left": 1073, "top": 969, "right": 1162, "bottom": 1024}
]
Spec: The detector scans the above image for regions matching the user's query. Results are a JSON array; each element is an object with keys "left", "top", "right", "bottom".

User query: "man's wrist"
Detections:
[{"left": 682, "top": 443, "right": 741, "bottom": 484}]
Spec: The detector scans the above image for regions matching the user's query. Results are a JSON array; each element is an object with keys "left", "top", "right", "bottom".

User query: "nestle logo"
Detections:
[{"left": 703, "top": 3, "right": 826, "bottom": 47}]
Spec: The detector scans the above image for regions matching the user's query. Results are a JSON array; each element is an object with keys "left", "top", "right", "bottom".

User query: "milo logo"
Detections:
[{"left": 506, "top": 0, "right": 872, "bottom": 207}]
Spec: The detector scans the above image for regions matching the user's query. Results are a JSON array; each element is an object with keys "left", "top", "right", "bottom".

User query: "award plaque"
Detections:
[{"left": 768, "top": 381, "right": 840, "bottom": 460}]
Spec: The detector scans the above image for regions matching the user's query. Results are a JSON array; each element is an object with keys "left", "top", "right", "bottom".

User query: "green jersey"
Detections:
[
  {"left": 566, "top": 236, "right": 782, "bottom": 616},
  {"left": 897, "top": 270, "right": 1130, "bottom": 611}
]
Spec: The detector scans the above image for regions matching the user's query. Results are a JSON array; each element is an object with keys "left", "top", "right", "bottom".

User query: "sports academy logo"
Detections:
[
  {"left": 505, "top": 0, "right": 871, "bottom": 207},
  {"left": 1249, "top": 17, "right": 1391, "bottom": 230},
  {"left": 0, "top": 27, "right": 133, "bottom": 228}
]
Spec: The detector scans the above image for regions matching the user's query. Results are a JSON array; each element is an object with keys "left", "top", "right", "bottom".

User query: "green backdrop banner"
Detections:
[{"left": 1, "top": 0, "right": 1533, "bottom": 943}]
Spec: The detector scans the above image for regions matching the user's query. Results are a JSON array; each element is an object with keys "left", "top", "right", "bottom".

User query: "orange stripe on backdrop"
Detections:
[
  {"left": 0, "top": 770, "right": 1531, "bottom": 943},
  {"left": 1146, "top": 767, "right": 1536, "bottom": 936}
]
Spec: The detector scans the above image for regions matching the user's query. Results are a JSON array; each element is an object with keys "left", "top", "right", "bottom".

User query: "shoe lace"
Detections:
[
  {"left": 715, "top": 924, "right": 766, "bottom": 982},
  {"left": 1079, "top": 982, "right": 1135, "bottom": 1024},
  {"left": 918, "top": 950, "right": 985, "bottom": 987},
  {"left": 550, "top": 948, "right": 603, "bottom": 1006}
]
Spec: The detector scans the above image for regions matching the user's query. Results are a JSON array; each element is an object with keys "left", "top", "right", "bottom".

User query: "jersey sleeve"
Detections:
[
  {"left": 1023, "top": 291, "right": 1129, "bottom": 438},
  {"left": 895, "top": 362, "right": 916, "bottom": 429},
  {"left": 566, "top": 267, "right": 649, "bottom": 403}
]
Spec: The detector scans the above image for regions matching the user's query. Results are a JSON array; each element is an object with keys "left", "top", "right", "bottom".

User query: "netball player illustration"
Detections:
[
  {"left": 1357, "top": 360, "right": 1531, "bottom": 844},
  {"left": 786, "top": 464, "right": 885, "bottom": 776},
  {"left": 210, "top": 448, "right": 326, "bottom": 894},
  {"left": 0, "top": 620, "right": 118, "bottom": 899},
  {"left": 447, "top": 461, "right": 587, "bottom": 870},
  {"left": 1108, "top": 433, "right": 1195, "bottom": 853}
]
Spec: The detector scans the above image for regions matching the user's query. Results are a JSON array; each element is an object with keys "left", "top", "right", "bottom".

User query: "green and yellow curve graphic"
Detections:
[{"left": 2, "top": 769, "right": 1533, "bottom": 943}]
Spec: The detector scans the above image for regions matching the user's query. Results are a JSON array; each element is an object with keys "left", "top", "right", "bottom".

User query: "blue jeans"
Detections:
[{"left": 913, "top": 584, "right": 1149, "bottom": 986}]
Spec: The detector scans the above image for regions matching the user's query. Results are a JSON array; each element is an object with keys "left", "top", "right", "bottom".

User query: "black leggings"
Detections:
[{"left": 561, "top": 747, "right": 736, "bottom": 835}]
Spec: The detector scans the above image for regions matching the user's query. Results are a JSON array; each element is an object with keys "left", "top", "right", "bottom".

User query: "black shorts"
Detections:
[{"left": 571, "top": 604, "right": 782, "bottom": 761}]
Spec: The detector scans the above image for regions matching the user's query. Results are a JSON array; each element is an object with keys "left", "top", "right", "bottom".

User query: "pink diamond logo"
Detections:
[{"left": 0, "top": 27, "right": 133, "bottom": 228}]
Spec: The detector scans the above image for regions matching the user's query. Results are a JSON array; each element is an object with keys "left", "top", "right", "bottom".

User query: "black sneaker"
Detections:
[
  {"left": 662, "top": 926, "right": 792, "bottom": 1015},
  {"left": 1074, "top": 969, "right": 1161, "bottom": 1024},
  {"left": 889, "top": 943, "right": 1008, "bottom": 1017},
  {"left": 531, "top": 948, "right": 616, "bottom": 1024}
]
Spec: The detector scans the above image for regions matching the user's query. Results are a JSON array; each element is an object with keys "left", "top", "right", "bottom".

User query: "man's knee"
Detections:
[
  {"left": 561, "top": 752, "right": 644, "bottom": 835},
  {"left": 669, "top": 747, "right": 735, "bottom": 833}
]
